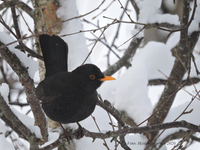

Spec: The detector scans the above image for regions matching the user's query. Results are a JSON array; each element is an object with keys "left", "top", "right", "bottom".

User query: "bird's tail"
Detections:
[{"left": 39, "top": 34, "right": 68, "bottom": 77}]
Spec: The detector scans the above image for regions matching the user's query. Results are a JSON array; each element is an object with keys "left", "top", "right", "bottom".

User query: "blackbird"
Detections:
[{"left": 36, "top": 34, "right": 115, "bottom": 138}]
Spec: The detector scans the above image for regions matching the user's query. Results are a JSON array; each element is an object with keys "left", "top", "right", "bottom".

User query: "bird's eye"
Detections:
[{"left": 89, "top": 74, "right": 95, "bottom": 80}]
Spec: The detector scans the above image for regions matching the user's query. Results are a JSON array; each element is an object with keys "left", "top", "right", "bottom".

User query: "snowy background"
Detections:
[{"left": 0, "top": 0, "right": 200, "bottom": 149}]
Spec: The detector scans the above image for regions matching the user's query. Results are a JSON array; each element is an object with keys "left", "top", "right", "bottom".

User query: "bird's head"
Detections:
[{"left": 72, "top": 64, "right": 115, "bottom": 93}]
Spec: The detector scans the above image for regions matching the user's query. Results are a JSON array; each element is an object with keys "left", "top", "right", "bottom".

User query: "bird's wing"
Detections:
[{"left": 36, "top": 73, "right": 69, "bottom": 103}]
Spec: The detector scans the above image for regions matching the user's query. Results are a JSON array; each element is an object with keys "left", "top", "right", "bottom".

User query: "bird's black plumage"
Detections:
[{"left": 36, "top": 34, "right": 115, "bottom": 125}]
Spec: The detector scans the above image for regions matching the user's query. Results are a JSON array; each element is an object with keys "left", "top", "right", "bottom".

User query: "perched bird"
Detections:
[{"left": 36, "top": 34, "right": 115, "bottom": 139}]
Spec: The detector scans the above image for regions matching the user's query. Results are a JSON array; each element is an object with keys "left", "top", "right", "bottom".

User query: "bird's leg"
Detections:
[
  {"left": 74, "top": 122, "right": 84, "bottom": 139},
  {"left": 59, "top": 123, "right": 72, "bottom": 143}
]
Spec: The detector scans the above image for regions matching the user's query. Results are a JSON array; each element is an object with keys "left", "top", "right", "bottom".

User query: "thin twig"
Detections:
[
  {"left": 47, "top": 0, "right": 106, "bottom": 33},
  {"left": 83, "top": 121, "right": 200, "bottom": 140},
  {"left": 91, "top": 115, "right": 110, "bottom": 150},
  {"left": 82, "top": 19, "right": 117, "bottom": 65},
  {"left": 117, "top": 0, "right": 134, "bottom": 22},
  {"left": 117, "top": 25, "right": 146, "bottom": 48},
  {"left": 10, "top": 2, "right": 22, "bottom": 40},
  {"left": 16, "top": 6, "right": 34, "bottom": 35},
  {"left": 92, "top": 0, "right": 116, "bottom": 20}
]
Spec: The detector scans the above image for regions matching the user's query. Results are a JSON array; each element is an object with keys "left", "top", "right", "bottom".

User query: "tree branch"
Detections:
[
  {"left": 0, "top": 1, "right": 34, "bottom": 18},
  {"left": 40, "top": 121, "right": 199, "bottom": 149},
  {"left": 15, "top": 45, "right": 44, "bottom": 60},
  {"left": 83, "top": 121, "right": 199, "bottom": 140},
  {"left": 0, "top": 93, "right": 40, "bottom": 149},
  {"left": 10, "top": 2, "right": 22, "bottom": 40},
  {"left": 0, "top": 113, "right": 28, "bottom": 141},
  {"left": 0, "top": 41, "right": 48, "bottom": 142},
  {"left": 97, "top": 99, "right": 125, "bottom": 127},
  {"left": 148, "top": 77, "right": 200, "bottom": 86},
  {"left": 147, "top": 0, "right": 197, "bottom": 143},
  {"left": 156, "top": 130, "right": 192, "bottom": 150},
  {"left": 103, "top": 37, "right": 143, "bottom": 76}
]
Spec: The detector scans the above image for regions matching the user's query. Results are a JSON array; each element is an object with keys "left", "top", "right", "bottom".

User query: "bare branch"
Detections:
[
  {"left": 15, "top": 45, "right": 43, "bottom": 60},
  {"left": 40, "top": 121, "right": 200, "bottom": 149},
  {"left": 82, "top": 19, "right": 117, "bottom": 65},
  {"left": 97, "top": 99, "right": 125, "bottom": 127},
  {"left": 148, "top": 77, "right": 200, "bottom": 86},
  {"left": 147, "top": 0, "right": 198, "bottom": 143},
  {"left": 47, "top": 0, "right": 106, "bottom": 33},
  {"left": 0, "top": 93, "right": 40, "bottom": 149},
  {"left": 83, "top": 121, "right": 200, "bottom": 140},
  {"left": 0, "top": 41, "right": 48, "bottom": 142},
  {"left": 104, "top": 37, "right": 143, "bottom": 76},
  {"left": 0, "top": 1, "right": 34, "bottom": 18},
  {"left": 156, "top": 130, "right": 192, "bottom": 150},
  {"left": 10, "top": 2, "right": 22, "bottom": 40}
]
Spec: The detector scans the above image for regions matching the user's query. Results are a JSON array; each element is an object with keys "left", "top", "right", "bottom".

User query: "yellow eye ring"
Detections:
[{"left": 89, "top": 74, "right": 95, "bottom": 80}]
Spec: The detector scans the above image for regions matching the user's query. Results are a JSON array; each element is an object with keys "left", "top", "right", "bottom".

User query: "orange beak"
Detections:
[{"left": 100, "top": 76, "right": 116, "bottom": 81}]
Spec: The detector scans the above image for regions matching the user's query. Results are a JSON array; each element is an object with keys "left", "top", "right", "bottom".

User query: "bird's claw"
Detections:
[
  {"left": 74, "top": 122, "right": 84, "bottom": 139},
  {"left": 63, "top": 129, "right": 72, "bottom": 144},
  {"left": 59, "top": 123, "right": 72, "bottom": 144}
]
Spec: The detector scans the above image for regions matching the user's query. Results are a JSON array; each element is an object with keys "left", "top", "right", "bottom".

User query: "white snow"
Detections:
[
  {"left": 56, "top": 0, "right": 200, "bottom": 149},
  {"left": 0, "top": 121, "right": 15, "bottom": 150},
  {"left": 137, "top": 0, "right": 179, "bottom": 25},
  {"left": 0, "top": 83, "right": 42, "bottom": 140},
  {"left": 0, "top": 84, "right": 15, "bottom": 150},
  {"left": 188, "top": 0, "right": 200, "bottom": 34},
  {"left": 39, "top": 132, "right": 59, "bottom": 149},
  {"left": 57, "top": 0, "right": 91, "bottom": 71},
  {"left": 163, "top": 98, "right": 200, "bottom": 134},
  {"left": 0, "top": 83, "right": 9, "bottom": 103},
  {"left": 147, "top": 14, "right": 179, "bottom": 25},
  {"left": 101, "top": 41, "right": 175, "bottom": 124}
]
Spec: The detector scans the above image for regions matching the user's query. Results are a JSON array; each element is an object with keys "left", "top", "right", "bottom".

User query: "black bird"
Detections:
[{"left": 36, "top": 34, "right": 115, "bottom": 139}]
